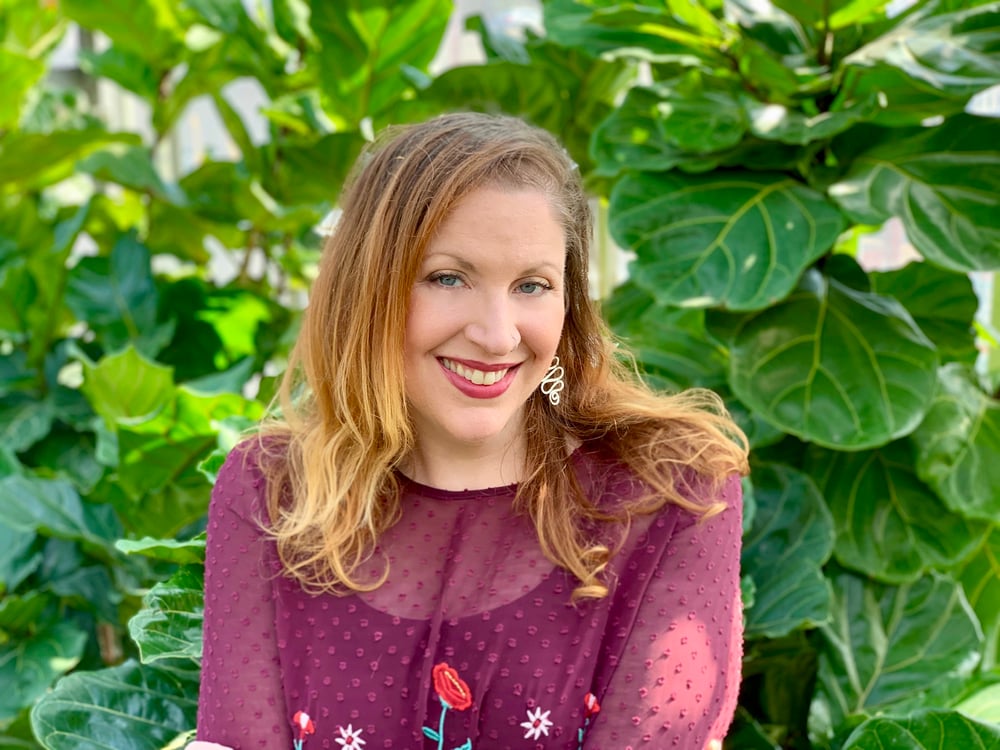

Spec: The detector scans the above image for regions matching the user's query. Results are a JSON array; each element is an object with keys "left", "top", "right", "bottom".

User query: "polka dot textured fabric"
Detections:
[{"left": 197, "top": 443, "right": 744, "bottom": 749}]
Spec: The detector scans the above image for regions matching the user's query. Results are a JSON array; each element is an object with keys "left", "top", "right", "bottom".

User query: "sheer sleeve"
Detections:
[
  {"left": 586, "top": 474, "right": 744, "bottom": 750},
  {"left": 196, "top": 447, "right": 292, "bottom": 749}
]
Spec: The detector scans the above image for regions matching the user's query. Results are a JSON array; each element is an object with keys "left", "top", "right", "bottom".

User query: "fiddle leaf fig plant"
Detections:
[
  {"left": 1, "top": 0, "right": 998, "bottom": 748},
  {"left": 551, "top": 0, "right": 1000, "bottom": 747}
]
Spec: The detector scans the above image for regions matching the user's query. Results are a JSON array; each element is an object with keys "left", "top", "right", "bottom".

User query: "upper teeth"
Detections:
[{"left": 442, "top": 358, "right": 509, "bottom": 386}]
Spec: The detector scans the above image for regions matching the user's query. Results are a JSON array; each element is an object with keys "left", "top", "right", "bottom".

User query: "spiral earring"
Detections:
[{"left": 540, "top": 356, "right": 565, "bottom": 406}]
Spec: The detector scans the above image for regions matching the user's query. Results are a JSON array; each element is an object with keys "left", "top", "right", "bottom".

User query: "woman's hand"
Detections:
[{"left": 187, "top": 743, "right": 234, "bottom": 750}]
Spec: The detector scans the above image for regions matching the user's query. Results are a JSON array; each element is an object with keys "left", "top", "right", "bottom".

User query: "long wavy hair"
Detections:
[{"left": 256, "top": 112, "right": 748, "bottom": 601}]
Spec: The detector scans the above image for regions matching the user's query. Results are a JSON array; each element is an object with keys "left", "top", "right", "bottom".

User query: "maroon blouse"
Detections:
[{"left": 196, "top": 443, "right": 743, "bottom": 750}]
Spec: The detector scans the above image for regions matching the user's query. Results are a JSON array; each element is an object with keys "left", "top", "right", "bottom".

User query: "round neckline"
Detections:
[
  {"left": 395, "top": 472, "right": 519, "bottom": 501},
  {"left": 393, "top": 443, "right": 593, "bottom": 501}
]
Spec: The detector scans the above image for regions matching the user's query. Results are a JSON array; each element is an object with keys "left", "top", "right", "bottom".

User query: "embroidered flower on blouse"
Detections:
[
  {"left": 577, "top": 693, "right": 601, "bottom": 749},
  {"left": 432, "top": 662, "right": 473, "bottom": 711},
  {"left": 424, "top": 663, "right": 474, "bottom": 750},
  {"left": 334, "top": 724, "right": 366, "bottom": 749},
  {"left": 521, "top": 707, "right": 553, "bottom": 740},
  {"left": 291, "top": 710, "right": 315, "bottom": 750}
]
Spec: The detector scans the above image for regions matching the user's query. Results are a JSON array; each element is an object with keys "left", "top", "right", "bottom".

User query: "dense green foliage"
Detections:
[{"left": 1, "top": 1, "right": 998, "bottom": 748}]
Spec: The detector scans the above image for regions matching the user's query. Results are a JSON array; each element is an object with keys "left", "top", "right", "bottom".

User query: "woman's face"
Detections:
[{"left": 403, "top": 186, "right": 566, "bottom": 456}]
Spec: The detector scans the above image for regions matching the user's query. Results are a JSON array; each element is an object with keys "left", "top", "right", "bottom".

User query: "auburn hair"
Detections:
[{"left": 256, "top": 112, "right": 748, "bottom": 601}]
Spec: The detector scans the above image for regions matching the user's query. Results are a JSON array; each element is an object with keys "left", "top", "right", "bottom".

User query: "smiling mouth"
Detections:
[{"left": 440, "top": 358, "right": 513, "bottom": 385}]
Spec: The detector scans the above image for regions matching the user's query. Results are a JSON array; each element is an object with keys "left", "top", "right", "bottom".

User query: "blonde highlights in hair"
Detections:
[{"left": 256, "top": 112, "right": 748, "bottom": 601}]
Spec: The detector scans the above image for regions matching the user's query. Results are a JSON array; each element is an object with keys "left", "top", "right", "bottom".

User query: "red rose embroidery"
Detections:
[
  {"left": 584, "top": 692, "right": 601, "bottom": 718},
  {"left": 292, "top": 710, "right": 315, "bottom": 740},
  {"left": 432, "top": 662, "right": 472, "bottom": 711}
]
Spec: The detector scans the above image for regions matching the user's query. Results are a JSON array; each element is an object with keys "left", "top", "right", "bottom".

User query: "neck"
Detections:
[{"left": 402, "top": 435, "right": 526, "bottom": 491}]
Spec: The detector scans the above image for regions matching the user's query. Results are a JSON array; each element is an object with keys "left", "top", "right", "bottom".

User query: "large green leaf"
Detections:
[
  {"left": 609, "top": 171, "right": 844, "bottom": 311},
  {"left": 0, "top": 622, "right": 87, "bottom": 725},
  {"left": 65, "top": 233, "right": 171, "bottom": 357},
  {"left": 178, "top": 160, "right": 317, "bottom": 234},
  {"left": 844, "top": 4, "right": 1000, "bottom": 99},
  {"left": 806, "top": 442, "right": 986, "bottom": 583},
  {"left": 79, "top": 346, "right": 174, "bottom": 428},
  {"left": 115, "top": 537, "right": 205, "bottom": 566},
  {"left": 741, "top": 631, "right": 821, "bottom": 743},
  {"left": 394, "top": 40, "right": 629, "bottom": 175},
  {"left": 46, "top": 565, "right": 120, "bottom": 624},
  {"left": 0, "top": 0, "right": 64, "bottom": 128},
  {"left": 870, "top": 262, "right": 979, "bottom": 364},
  {"left": 724, "top": 393, "right": 786, "bottom": 450},
  {"left": 129, "top": 566, "right": 203, "bottom": 665},
  {"left": 0, "top": 49, "right": 45, "bottom": 132},
  {"left": 117, "top": 388, "right": 263, "bottom": 497},
  {"left": 0, "top": 475, "right": 112, "bottom": 549},
  {"left": 0, "top": 394, "right": 53, "bottom": 453},
  {"left": 0, "top": 262, "right": 37, "bottom": 343},
  {"left": 22, "top": 427, "right": 104, "bottom": 493},
  {"left": 266, "top": 131, "right": 366, "bottom": 208},
  {"left": 0, "top": 129, "right": 140, "bottom": 191},
  {"left": 830, "top": 115, "right": 1000, "bottom": 272},
  {"left": 308, "top": 0, "right": 451, "bottom": 127},
  {"left": 591, "top": 74, "right": 748, "bottom": 176},
  {"left": 957, "top": 682, "right": 1000, "bottom": 724},
  {"left": 728, "top": 270, "right": 939, "bottom": 450},
  {"left": 0, "top": 591, "right": 49, "bottom": 634},
  {"left": 0, "top": 521, "right": 40, "bottom": 594},
  {"left": 59, "top": 0, "right": 186, "bottom": 65},
  {"left": 841, "top": 708, "right": 1000, "bottom": 749},
  {"left": 911, "top": 363, "right": 1000, "bottom": 523},
  {"left": 741, "top": 464, "right": 835, "bottom": 639},
  {"left": 543, "top": 0, "right": 729, "bottom": 64},
  {"left": 29, "top": 660, "right": 198, "bottom": 750},
  {"left": 726, "top": 708, "right": 783, "bottom": 749},
  {"left": 78, "top": 47, "right": 160, "bottom": 101},
  {"left": 771, "top": 0, "right": 889, "bottom": 29},
  {"left": 76, "top": 145, "right": 186, "bottom": 205},
  {"left": 742, "top": 94, "right": 879, "bottom": 145},
  {"left": 834, "top": 62, "right": 971, "bottom": 127},
  {"left": 811, "top": 570, "right": 983, "bottom": 743},
  {"left": 954, "top": 528, "right": 1000, "bottom": 670},
  {"left": 604, "top": 280, "right": 728, "bottom": 390}
]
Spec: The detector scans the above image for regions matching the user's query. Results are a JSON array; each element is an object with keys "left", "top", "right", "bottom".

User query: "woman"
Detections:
[{"left": 195, "top": 112, "right": 748, "bottom": 750}]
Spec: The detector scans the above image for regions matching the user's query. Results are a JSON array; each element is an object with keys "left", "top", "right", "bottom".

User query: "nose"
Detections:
[{"left": 464, "top": 291, "right": 521, "bottom": 356}]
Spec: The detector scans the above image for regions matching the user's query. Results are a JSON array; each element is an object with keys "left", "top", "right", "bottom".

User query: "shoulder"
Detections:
[
  {"left": 570, "top": 440, "right": 644, "bottom": 511},
  {"left": 572, "top": 439, "right": 742, "bottom": 517},
  {"left": 215, "top": 438, "right": 265, "bottom": 486},
  {"left": 210, "top": 437, "right": 278, "bottom": 522}
]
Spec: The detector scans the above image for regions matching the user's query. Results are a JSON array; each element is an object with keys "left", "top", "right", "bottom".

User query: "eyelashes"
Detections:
[{"left": 426, "top": 272, "right": 554, "bottom": 296}]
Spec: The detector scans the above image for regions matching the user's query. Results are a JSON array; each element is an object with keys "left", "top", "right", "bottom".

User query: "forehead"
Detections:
[{"left": 425, "top": 187, "right": 566, "bottom": 266}]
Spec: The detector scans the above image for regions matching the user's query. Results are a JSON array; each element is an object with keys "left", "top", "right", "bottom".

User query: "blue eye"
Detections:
[
  {"left": 430, "top": 273, "right": 462, "bottom": 287},
  {"left": 518, "top": 281, "right": 551, "bottom": 295}
]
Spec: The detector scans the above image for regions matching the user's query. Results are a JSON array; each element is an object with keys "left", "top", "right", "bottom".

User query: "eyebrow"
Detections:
[{"left": 423, "top": 253, "right": 564, "bottom": 276}]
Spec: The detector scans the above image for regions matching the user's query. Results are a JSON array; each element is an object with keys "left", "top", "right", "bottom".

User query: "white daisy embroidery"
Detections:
[
  {"left": 521, "top": 706, "right": 553, "bottom": 740},
  {"left": 335, "top": 724, "right": 366, "bottom": 749}
]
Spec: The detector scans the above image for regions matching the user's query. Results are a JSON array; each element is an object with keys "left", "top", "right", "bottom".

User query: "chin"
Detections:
[{"left": 440, "top": 414, "right": 521, "bottom": 449}]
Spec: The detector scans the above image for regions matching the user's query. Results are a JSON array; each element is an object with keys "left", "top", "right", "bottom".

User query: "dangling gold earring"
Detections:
[{"left": 540, "top": 356, "right": 565, "bottom": 406}]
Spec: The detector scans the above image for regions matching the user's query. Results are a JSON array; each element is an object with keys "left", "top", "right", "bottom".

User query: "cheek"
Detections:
[
  {"left": 526, "top": 304, "right": 566, "bottom": 356},
  {"left": 403, "top": 293, "right": 448, "bottom": 355}
]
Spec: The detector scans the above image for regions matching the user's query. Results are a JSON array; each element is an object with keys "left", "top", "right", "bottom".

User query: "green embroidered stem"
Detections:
[{"left": 436, "top": 699, "right": 449, "bottom": 750}]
